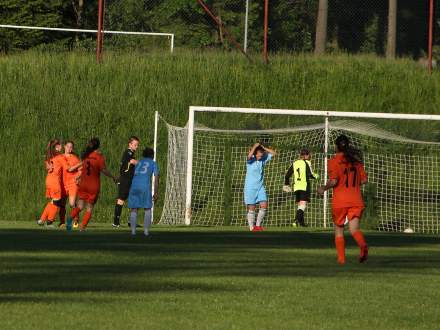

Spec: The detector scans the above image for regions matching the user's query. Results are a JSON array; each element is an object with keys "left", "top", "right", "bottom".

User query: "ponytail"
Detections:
[
  {"left": 335, "top": 135, "right": 363, "bottom": 165},
  {"left": 81, "top": 137, "right": 100, "bottom": 160},
  {"left": 46, "top": 139, "right": 61, "bottom": 161}
]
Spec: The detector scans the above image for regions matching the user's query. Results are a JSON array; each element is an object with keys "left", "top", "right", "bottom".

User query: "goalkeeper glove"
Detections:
[{"left": 282, "top": 185, "right": 292, "bottom": 193}]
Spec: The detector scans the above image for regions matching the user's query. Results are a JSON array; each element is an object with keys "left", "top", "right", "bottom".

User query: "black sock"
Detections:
[
  {"left": 295, "top": 209, "right": 305, "bottom": 226},
  {"left": 114, "top": 204, "right": 123, "bottom": 225}
]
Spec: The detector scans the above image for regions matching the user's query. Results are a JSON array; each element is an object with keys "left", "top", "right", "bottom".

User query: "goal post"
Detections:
[{"left": 180, "top": 106, "right": 440, "bottom": 231}]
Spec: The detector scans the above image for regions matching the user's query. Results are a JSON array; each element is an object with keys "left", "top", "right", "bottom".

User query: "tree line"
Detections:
[{"left": 0, "top": 0, "right": 438, "bottom": 58}]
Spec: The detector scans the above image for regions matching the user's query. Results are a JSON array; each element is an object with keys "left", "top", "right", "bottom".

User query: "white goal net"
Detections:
[{"left": 158, "top": 108, "right": 440, "bottom": 234}]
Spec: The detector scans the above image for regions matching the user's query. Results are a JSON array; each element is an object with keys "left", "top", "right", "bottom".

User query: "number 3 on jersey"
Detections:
[{"left": 136, "top": 162, "right": 149, "bottom": 174}]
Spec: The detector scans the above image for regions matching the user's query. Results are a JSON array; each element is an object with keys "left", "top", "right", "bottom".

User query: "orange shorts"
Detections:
[
  {"left": 78, "top": 190, "right": 99, "bottom": 204},
  {"left": 332, "top": 207, "right": 364, "bottom": 227},
  {"left": 64, "top": 184, "right": 78, "bottom": 197},
  {"left": 46, "top": 186, "right": 62, "bottom": 200}
]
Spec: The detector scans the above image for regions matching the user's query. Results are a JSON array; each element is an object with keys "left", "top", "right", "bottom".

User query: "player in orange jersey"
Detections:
[
  {"left": 37, "top": 139, "right": 64, "bottom": 227},
  {"left": 58, "top": 140, "right": 82, "bottom": 229},
  {"left": 318, "top": 135, "right": 368, "bottom": 265},
  {"left": 68, "top": 137, "right": 117, "bottom": 231}
]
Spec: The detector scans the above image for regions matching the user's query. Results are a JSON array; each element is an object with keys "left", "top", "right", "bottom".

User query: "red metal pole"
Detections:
[
  {"left": 428, "top": 0, "right": 434, "bottom": 74},
  {"left": 263, "top": 0, "right": 269, "bottom": 64},
  {"left": 96, "top": 0, "right": 104, "bottom": 63},
  {"left": 197, "top": 0, "right": 250, "bottom": 61}
]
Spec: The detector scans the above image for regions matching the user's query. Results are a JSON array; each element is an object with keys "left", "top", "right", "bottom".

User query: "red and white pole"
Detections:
[
  {"left": 96, "top": 0, "right": 104, "bottom": 63},
  {"left": 263, "top": 0, "right": 269, "bottom": 64},
  {"left": 428, "top": 0, "right": 434, "bottom": 74}
]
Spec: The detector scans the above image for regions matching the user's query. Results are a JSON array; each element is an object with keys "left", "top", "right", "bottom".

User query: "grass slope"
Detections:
[
  {"left": 1, "top": 224, "right": 440, "bottom": 329},
  {"left": 0, "top": 50, "right": 439, "bottom": 222}
]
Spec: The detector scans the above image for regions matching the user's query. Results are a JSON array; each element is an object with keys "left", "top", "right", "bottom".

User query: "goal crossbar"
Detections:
[
  {"left": 189, "top": 106, "right": 440, "bottom": 121},
  {"left": 185, "top": 106, "right": 440, "bottom": 226},
  {"left": 0, "top": 24, "right": 175, "bottom": 53}
]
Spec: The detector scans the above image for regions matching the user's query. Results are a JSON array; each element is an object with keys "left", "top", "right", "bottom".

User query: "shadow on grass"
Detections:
[{"left": 0, "top": 227, "right": 439, "bottom": 299}]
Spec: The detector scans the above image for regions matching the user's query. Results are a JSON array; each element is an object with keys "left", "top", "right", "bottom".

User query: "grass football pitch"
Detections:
[{"left": 1, "top": 223, "right": 439, "bottom": 329}]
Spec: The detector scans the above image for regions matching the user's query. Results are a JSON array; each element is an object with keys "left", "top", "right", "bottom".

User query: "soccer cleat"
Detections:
[
  {"left": 337, "top": 258, "right": 346, "bottom": 265},
  {"left": 144, "top": 230, "right": 150, "bottom": 237},
  {"left": 37, "top": 219, "right": 45, "bottom": 226},
  {"left": 46, "top": 221, "right": 54, "bottom": 228},
  {"left": 58, "top": 223, "right": 66, "bottom": 229},
  {"left": 112, "top": 224, "right": 120, "bottom": 229},
  {"left": 254, "top": 226, "right": 264, "bottom": 231},
  {"left": 359, "top": 246, "right": 369, "bottom": 263},
  {"left": 73, "top": 221, "right": 79, "bottom": 229},
  {"left": 249, "top": 226, "right": 254, "bottom": 232}
]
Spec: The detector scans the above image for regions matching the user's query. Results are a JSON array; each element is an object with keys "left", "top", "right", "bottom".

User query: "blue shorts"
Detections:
[
  {"left": 128, "top": 187, "right": 152, "bottom": 209},
  {"left": 244, "top": 186, "right": 267, "bottom": 205}
]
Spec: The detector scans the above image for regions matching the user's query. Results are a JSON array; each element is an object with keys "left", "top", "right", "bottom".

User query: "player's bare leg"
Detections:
[
  {"left": 349, "top": 218, "right": 368, "bottom": 263},
  {"left": 334, "top": 225, "right": 345, "bottom": 265},
  {"left": 247, "top": 205, "right": 256, "bottom": 231}
]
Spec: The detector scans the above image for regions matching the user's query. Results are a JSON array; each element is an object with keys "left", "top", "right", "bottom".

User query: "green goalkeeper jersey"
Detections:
[{"left": 285, "top": 159, "right": 319, "bottom": 192}]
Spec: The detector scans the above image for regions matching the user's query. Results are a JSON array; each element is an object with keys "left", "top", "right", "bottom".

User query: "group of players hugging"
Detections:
[
  {"left": 38, "top": 136, "right": 159, "bottom": 236},
  {"left": 38, "top": 133, "right": 368, "bottom": 263},
  {"left": 245, "top": 134, "right": 368, "bottom": 264}
]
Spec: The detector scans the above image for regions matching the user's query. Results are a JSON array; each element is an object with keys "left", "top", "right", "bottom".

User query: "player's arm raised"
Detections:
[
  {"left": 261, "top": 145, "right": 276, "bottom": 157},
  {"left": 247, "top": 143, "right": 260, "bottom": 160}
]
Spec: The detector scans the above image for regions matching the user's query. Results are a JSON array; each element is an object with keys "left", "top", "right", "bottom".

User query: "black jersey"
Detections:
[{"left": 119, "top": 149, "right": 136, "bottom": 180}]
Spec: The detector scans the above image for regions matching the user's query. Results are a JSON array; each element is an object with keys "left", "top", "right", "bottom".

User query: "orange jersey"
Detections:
[
  {"left": 45, "top": 154, "right": 64, "bottom": 189},
  {"left": 327, "top": 153, "right": 367, "bottom": 208},
  {"left": 62, "top": 154, "right": 81, "bottom": 189},
  {"left": 78, "top": 151, "right": 106, "bottom": 194}
]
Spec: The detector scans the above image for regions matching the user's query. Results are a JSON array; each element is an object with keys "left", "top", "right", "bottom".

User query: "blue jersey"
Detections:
[
  {"left": 130, "top": 158, "right": 159, "bottom": 192},
  {"left": 244, "top": 153, "right": 272, "bottom": 190}
]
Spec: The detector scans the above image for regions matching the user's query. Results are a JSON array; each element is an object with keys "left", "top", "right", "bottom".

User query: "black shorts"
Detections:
[
  {"left": 117, "top": 178, "right": 132, "bottom": 200},
  {"left": 295, "top": 190, "right": 311, "bottom": 203}
]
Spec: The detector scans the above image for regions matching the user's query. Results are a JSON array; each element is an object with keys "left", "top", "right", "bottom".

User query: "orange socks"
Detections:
[
  {"left": 80, "top": 211, "right": 92, "bottom": 230},
  {"left": 47, "top": 203, "right": 60, "bottom": 222},
  {"left": 335, "top": 236, "right": 345, "bottom": 264},
  {"left": 70, "top": 207, "right": 81, "bottom": 219},
  {"left": 39, "top": 203, "right": 51, "bottom": 221},
  {"left": 352, "top": 230, "right": 367, "bottom": 248}
]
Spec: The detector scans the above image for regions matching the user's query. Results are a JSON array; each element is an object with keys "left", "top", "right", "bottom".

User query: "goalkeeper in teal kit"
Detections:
[
  {"left": 244, "top": 143, "right": 276, "bottom": 232},
  {"left": 283, "top": 148, "right": 319, "bottom": 227}
]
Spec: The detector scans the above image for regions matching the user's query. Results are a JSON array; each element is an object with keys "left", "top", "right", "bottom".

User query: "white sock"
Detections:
[
  {"left": 298, "top": 203, "right": 307, "bottom": 211},
  {"left": 144, "top": 209, "right": 152, "bottom": 235},
  {"left": 130, "top": 210, "right": 137, "bottom": 235},
  {"left": 256, "top": 208, "right": 267, "bottom": 227},
  {"left": 247, "top": 211, "right": 255, "bottom": 229}
]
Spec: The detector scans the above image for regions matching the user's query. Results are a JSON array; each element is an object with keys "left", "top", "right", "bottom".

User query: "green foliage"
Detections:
[
  {"left": 0, "top": 0, "right": 438, "bottom": 56},
  {"left": 0, "top": 0, "right": 71, "bottom": 51}
]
